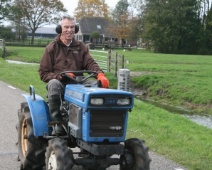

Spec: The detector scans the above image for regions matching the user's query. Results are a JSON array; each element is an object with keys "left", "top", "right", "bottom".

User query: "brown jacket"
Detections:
[{"left": 39, "top": 35, "right": 102, "bottom": 83}]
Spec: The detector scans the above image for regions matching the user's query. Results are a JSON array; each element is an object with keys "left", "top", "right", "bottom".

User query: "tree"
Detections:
[
  {"left": 7, "top": 4, "right": 27, "bottom": 41},
  {"left": 74, "top": 0, "right": 109, "bottom": 21},
  {"left": 110, "top": 0, "right": 132, "bottom": 46},
  {"left": 205, "top": 6, "right": 212, "bottom": 53},
  {"left": 113, "top": 0, "right": 129, "bottom": 17},
  {"left": 201, "top": 0, "right": 212, "bottom": 30},
  {"left": 90, "top": 31, "right": 100, "bottom": 44},
  {"left": 0, "top": 0, "right": 11, "bottom": 24},
  {"left": 0, "top": 26, "right": 14, "bottom": 40},
  {"left": 130, "top": 0, "right": 146, "bottom": 46},
  {"left": 143, "top": 0, "right": 202, "bottom": 54},
  {"left": 11, "top": 0, "right": 67, "bottom": 44}
]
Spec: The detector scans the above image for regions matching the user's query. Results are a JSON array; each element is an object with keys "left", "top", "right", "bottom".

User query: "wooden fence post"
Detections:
[
  {"left": 107, "top": 50, "right": 111, "bottom": 73},
  {"left": 0, "top": 39, "right": 5, "bottom": 58},
  {"left": 122, "top": 55, "right": 124, "bottom": 68},
  {"left": 115, "top": 52, "right": 118, "bottom": 77},
  {"left": 106, "top": 50, "right": 126, "bottom": 77}
]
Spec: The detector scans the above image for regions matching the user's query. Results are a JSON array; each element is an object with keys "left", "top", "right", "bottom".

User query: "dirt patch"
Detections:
[
  {"left": 129, "top": 82, "right": 147, "bottom": 98},
  {"left": 129, "top": 71, "right": 150, "bottom": 98}
]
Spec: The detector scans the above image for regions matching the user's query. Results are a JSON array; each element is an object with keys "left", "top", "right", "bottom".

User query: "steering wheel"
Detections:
[{"left": 60, "top": 70, "right": 98, "bottom": 84}]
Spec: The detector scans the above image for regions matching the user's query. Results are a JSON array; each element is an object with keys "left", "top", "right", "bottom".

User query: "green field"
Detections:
[
  {"left": 5, "top": 46, "right": 212, "bottom": 115},
  {"left": 115, "top": 49, "right": 212, "bottom": 115},
  {"left": 1, "top": 46, "right": 212, "bottom": 169}
]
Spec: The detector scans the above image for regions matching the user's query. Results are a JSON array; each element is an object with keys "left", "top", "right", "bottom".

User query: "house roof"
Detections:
[
  {"left": 35, "top": 27, "right": 57, "bottom": 35},
  {"left": 78, "top": 17, "right": 113, "bottom": 37}
]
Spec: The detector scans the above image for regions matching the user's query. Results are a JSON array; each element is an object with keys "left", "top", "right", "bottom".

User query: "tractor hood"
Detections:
[{"left": 64, "top": 84, "right": 134, "bottom": 109}]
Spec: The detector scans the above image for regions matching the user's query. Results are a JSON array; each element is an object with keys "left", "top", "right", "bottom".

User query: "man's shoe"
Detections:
[{"left": 51, "top": 124, "right": 66, "bottom": 136}]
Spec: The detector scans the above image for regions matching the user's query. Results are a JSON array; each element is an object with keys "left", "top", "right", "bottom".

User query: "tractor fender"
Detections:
[{"left": 22, "top": 94, "right": 51, "bottom": 136}]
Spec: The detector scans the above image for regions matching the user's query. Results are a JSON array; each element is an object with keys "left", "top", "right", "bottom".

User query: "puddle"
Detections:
[{"left": 184, "top": 114, "right": 212, "bottom": 129}]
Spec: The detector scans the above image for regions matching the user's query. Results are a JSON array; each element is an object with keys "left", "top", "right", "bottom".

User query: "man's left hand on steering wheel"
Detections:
[{"left": 97, "top": 73, "right": 109, "bottom": 88}]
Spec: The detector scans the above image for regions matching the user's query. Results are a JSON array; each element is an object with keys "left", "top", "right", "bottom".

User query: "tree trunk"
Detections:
[{"left": 31, "top": 30, "right": 35, "bottom": 45}]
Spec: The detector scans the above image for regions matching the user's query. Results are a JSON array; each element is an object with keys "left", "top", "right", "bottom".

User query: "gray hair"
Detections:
[{"left": 60, "top": 14, "right": 75, "bottom": 25}]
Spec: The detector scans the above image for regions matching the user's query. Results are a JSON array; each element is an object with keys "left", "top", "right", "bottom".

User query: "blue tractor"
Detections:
[{"left": 17, "top": 71, "right": 150, "bottom": 170}]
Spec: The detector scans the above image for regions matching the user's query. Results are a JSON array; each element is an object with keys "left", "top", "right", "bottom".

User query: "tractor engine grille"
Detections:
[{"left": 89, "top": 110, "right": 126, "bottom": 137}]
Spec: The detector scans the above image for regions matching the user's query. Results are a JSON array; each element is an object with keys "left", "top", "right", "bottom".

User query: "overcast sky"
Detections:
[{"left": 61, "top": 0, "right": 120, "bottom": 16}]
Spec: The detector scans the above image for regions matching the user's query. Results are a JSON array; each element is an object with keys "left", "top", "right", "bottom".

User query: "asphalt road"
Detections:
[{"left": 0, "top": 80, "right": 187, "bottom": 170}]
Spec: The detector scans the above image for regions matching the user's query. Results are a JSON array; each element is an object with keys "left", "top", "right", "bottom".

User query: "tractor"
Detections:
[{"left": 17, "top": 70, "right": 151, "bottom": 170}]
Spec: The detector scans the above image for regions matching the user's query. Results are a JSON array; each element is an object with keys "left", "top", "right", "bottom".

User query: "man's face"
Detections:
[{"left": 61, "top": 19, "right": 75, "bottom": 41}]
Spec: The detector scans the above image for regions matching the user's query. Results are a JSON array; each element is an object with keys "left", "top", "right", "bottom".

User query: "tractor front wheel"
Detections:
[
  {"left": 17, "top": 102, "right": 47, "bottom": 169},
  {"left": 120, "top": 138, "right": 151, "bottom": 170},
  {"left": 45, "top": 138, "right": 74, "bottom": 170}
]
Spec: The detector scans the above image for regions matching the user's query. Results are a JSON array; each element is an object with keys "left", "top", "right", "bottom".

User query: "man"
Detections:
[{"left": 39, "top": 15, "right": 109, "bottom": 134}]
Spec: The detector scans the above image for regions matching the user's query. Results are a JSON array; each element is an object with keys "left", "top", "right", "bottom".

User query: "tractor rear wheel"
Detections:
[
  {"left": 17, "top": 102, "right": 47, "bottom": 170},
  {"left": 45, "top": 138, "right": 74, "bottom": 170},
  {"left": 120, "top": 138, "right": 151, "bottom": 170}
]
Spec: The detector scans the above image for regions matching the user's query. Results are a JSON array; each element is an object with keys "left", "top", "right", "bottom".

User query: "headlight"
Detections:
[
  {"left": 90, "top": 98, "right": 104, "bottom": 105},
  {"left": 117, "top": 98, "right": 130, "bottom": 105}
]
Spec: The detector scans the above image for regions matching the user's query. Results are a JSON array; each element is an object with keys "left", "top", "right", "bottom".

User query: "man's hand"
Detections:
[
  {"left": 65, "top": 73, "right": 75, "bottom": 78},
  {"left": 56, "top": 72, "right": 75, "bottom": 81},
  {"left": 97, "top": 73, "right": 109, "bottom": 88}
]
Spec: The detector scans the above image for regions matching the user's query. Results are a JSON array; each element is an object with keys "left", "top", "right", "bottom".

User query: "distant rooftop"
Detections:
[{"left": 34, "top": 27, "right": 57, "bottom": 34}]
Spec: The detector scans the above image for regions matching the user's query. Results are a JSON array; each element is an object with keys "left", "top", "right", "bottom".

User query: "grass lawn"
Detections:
[
  {"left": 1, "top": 46, "right": 212, "bottom": 169},
  {"left": 115, "top": 49, "right": 212, "bottom": 115}
]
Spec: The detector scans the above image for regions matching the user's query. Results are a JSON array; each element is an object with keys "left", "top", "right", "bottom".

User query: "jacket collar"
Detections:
[{"left": 55, "top": 34, "right": 80, "bottom": 47}]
